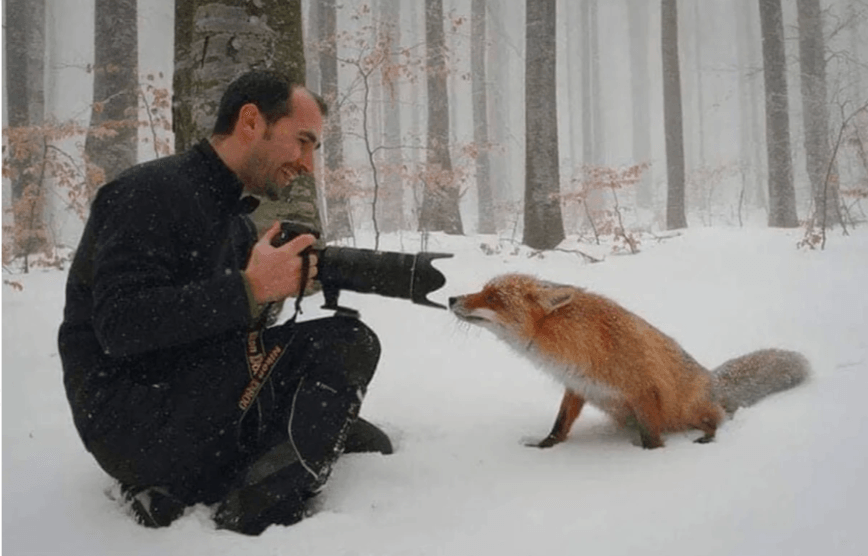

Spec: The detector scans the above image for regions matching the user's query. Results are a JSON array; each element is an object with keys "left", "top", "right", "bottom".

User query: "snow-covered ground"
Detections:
[{"left": 3, "top": 226, "right": 867, "bottom": 555}]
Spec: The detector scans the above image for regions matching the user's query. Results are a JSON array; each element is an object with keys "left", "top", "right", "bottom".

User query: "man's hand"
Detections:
[{"left": 244, "top": 221, "right": 319, "bottom": 305}]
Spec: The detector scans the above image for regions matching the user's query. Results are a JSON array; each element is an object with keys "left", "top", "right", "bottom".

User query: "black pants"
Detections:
[{"left": 86, "top": 315, "right": 380, "bottom": 504}]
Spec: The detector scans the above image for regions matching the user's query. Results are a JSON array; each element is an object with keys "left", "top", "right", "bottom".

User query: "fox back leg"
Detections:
[{"left": 530, "top": 390, "right": 585, "bottom": 448}]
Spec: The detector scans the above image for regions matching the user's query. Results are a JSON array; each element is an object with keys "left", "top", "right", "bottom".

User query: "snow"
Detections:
[{"left": 3, "top": 226, "right": 868, "bottom": 555}]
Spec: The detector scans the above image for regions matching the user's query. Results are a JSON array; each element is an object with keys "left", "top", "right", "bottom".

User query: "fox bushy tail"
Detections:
[{"left": 712, "top": 349, "right": 810, "bottom": 414}]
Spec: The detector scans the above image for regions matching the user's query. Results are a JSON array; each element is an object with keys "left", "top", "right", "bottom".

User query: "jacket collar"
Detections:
[{"left": 191, "top": 139, "right": 249, "bottom": 215}]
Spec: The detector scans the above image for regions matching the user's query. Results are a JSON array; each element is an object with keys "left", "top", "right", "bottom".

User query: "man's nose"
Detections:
[{"left": 298, "top": 148, "right": 315, "bottom": 174}]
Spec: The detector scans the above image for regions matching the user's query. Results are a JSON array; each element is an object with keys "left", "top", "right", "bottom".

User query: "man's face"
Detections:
[{"left": 246, "top": 87, "right": 323, "bottom": 199}]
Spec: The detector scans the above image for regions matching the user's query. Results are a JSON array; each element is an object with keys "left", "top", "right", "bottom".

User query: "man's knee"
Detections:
[
  {"left": 325, "top": 317, "right": 381, "bottom": 389},
  {"left": 288, "top": 316, "right": 380, "bottom": 390}
]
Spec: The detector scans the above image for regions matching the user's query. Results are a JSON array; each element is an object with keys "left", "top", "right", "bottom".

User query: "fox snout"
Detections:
[{"left": 448, "top": 295, "right": 471, "bottom": 317}]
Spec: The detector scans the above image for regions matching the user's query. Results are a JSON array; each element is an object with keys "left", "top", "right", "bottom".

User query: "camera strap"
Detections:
[
  {"left": 237, "top": 250, "right": 312, "bottom": 412},
  {"left": 291, "top": 250, "right": 311, "bottom": 321},
  {"left": 238, "top": 327, "right": 286, "bottom": 412}
]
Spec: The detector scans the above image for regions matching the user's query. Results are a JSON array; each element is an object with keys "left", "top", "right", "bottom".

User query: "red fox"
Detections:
[{"left": 449, "top": 274, "right": 809, "bottom": 449}]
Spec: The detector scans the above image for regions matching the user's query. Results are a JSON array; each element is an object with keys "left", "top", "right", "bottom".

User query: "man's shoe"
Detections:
[
  {"left": 213, "top": 457, "right": 314, "bottom": 536},
  {"left": 121, "top": 484, "right": 186, "bottom": 528},
  {"left": 343, "top": 417, "right": 393, "bottom": 455}
]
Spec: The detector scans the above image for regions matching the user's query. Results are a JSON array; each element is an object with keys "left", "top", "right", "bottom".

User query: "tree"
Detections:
[
  {"left": 317, "top": 0, "right": 354, "bottom": 240},
  {"left": 485, "top": 0, "right": 516, "bottom": 230},
  {"left": 419, "top": 0, "right": 463, "bottom": 235},
  {"left": 4, "top": 0, "right": 47, "bottom": 263},
  {"left": 172, "top": 0, "right": 198, "bottom": 155},
  {"left": 661, "top": 0, "right": 687, "bottom": 229},
  {"left": 5, "top": 0, "right": 45, "bottom": 199},
  {"left": 523, "top": 0, "right": 564, "bottom": 250},
  {"left": 84, "top": 0, "right": 139, "bottom": 191},
  {"left": 626, "top": 0, "right": 654, "bottom": 208},
  {"left": 580, "top": 0, "right": 606, "bottom": 218},
  {"left": 173, "top": 0, "right": 306, "bottom": 148},
  {"left": 758, "top": 0, "right": 799, "bottom": 227},
  {"left": 471, "top": 0, "right": 495, "bottom": 234},
  {"left": 736, "top": 0, "right": 767, "bottom": 214},
  {"left": 796, "top": 0, "right": 841, "bottom": 226},
  {"left": 376, "top": 0, "right": 406, "bottom": 234},
  {"left": 691, "top": 1, "right": 706, "bottom": 168},
  {"left": 173, "top": 0, "right": 321, "bottom": 239}
]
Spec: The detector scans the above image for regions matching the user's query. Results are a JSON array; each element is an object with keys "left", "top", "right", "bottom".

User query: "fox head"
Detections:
[{"left": 449, "top": 274, "right": 577, "bottom": 343}]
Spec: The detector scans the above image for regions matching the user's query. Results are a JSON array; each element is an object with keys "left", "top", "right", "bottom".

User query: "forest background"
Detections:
[{"left": 3, "top": 0, "right": 868, "bottom": 269}]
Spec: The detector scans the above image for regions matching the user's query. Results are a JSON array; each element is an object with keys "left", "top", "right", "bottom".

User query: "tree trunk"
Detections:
[
  {"left": 796, "top": 0, "right": 840, "bottom": 226},
  {"left": 692, "top": 0, "right": 706, "bottom": 168},
  {"left": 419, "top": 0, "right": 463, "bottom": 235},
  {"left": 377, "top": 0, "right": 406, "bottom": 234},
  {"left": 523, "top": 0, "right": 564, "bottom": 250},
  {"left": 581, "top": 0, "right": 593, "bottom": 168},
  {"left": 486, "top": 0, "right": 511, "bottom": 230},
  {"left": 758, "top": 0, "right": 799, "bottom": 227},
  {"left": 318, "top": 0, "right": 353, "bottom": 240},
  {"left": 565, "top": 0, "right": 581, "bottom": 177},
  {"left": 304, "top": 0, "right": 321, "bottom": 91},
  {"left": 590, "top": 0, "right": 604, "bottom": 165},
  {"left": 85, "top": 0, "right": 139, "bottom": 193},
  {"left": 4, "top": 0, "right": 46, "bottom": 199},
  {"left": 662, "top": 0, "right": 687, "bottom": 229},
  {"left": 173, "top": 0, "right": 319, "bottom": 237},
  {"left": 172, "top": 0, "right": 198, "bottom": 155},
  {"left": 472, "top": 0, "right": 495, "bottom": 234},
  {"left": 627, "top": 0, "right": 653, "bottom": 208},
  {"left": 4, "top": 0, "right": 47, "bottom": 263},
  {"left": 736, "top": 0, "right": 764, "bottom": 213}
]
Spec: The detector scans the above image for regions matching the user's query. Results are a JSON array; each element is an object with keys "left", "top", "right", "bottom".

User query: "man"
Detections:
[{"left": 58, "top": 71, "right": 391, "bottom": 535}]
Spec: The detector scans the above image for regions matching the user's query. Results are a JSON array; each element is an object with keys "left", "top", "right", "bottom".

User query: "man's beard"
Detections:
[{"left": 263, "top": 178, "right": 281, "bottom": 201}]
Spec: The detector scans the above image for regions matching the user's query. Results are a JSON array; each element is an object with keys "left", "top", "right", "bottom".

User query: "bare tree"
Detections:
[
  {"left": 580, "top": 0, "right": 605, "bottom": 216},
  {"left": 486, "top": 0, "right": 515, "bottom": 230},
  {"left": 758, "top": 0, "right": 799, "bottom": 227},
  {"left": 626, "top": 0, "right": 653, "bottom": 208},
  {"left": 736, "top": 0, "right": 767, "bottom": 214},
  {"left": 691, "top": 0, "right": 706, "bottom": 168},
  {"left": 472, "top": 0, "right": 495, "bottom": 234},
  {"left": 173, "top": 0, "right": 320, "bottom": 237},
  {"left": 661, "top": 0, "right": 687, "bottom": 229},
  {"left": 84, "top": 0, "right": 139, "bottom": 190},
  {"left": 173, "top": 0, "right": 306, "bottom": 148},
  {"left": 377, "top": 0, "right": 406, "bottom": 234},
  {"left": 523, "top": 0, "right": 564, "bottom": 250},
  {"left": 419, "top": 0, "right": 463, "bottom": 235},
  {"left": 4, "top": 0, "right": 46, "bottom": 201},
  {"left": 318, "top": 0, "right": 353, "bottom": 240},
  {"left": 172, "top": 0, "right": 198, "bottom": 155},
  {"left": 797, "top": 0, "right": 841, "bottom": 225},
  {"left": 304, "top": 0, "right": 321, "bottom": 92}
]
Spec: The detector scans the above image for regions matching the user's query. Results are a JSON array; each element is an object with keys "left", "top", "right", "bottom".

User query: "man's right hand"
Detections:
[{"left": 243, "top": 221, "right": 319, "bottom": 305}]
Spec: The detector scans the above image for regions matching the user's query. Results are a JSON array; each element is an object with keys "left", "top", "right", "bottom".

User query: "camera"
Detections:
[{"left": 272, "top": 221, "right": 453, "bottom": 317}]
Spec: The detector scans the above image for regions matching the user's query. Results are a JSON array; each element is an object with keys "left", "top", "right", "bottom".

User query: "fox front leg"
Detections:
[{"left": 528, "top": 390, "right": 585, "bottom": 448}]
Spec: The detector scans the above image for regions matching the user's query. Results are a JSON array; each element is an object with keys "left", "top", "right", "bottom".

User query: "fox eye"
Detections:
[{"left": 484, "top": 292, "right": 498, "bottom": 305}]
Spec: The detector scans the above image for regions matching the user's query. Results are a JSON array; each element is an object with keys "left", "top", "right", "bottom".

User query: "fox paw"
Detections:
[{"left": 526, "top": 436, "right": 561, "bottom": 449}]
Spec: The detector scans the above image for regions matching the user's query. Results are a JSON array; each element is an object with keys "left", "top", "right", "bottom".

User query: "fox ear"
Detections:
[{"left": 537, "top": 286, "right": 575, "bottom": 313}]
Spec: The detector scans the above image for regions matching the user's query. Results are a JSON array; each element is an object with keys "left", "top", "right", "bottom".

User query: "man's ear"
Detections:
[{"left": 236, "top": 103, "right": 262, "bottom": 138}]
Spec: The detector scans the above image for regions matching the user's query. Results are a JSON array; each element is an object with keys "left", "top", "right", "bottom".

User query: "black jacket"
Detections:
[{"left": 59, "top": 140, "right": 257, "bottom": 445}]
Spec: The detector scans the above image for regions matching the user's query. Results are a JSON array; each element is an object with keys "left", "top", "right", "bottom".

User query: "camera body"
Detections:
[{"left": 272, "top": 221, "right": 452, "bottom": 317}]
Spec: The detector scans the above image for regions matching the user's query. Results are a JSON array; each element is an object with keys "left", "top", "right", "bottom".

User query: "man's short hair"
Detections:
[{"left": 212, "top": 70, "right": 328, "bottom": 136}]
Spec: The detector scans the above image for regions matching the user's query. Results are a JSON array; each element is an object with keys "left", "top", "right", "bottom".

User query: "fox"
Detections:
[{"left": 449, "top": 273, "right": 810, "bottom": 449}]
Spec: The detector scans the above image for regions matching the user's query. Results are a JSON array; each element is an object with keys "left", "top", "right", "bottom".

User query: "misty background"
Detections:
[{"left": 3, "top": 0, "right": 868, "bottom": 263}]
